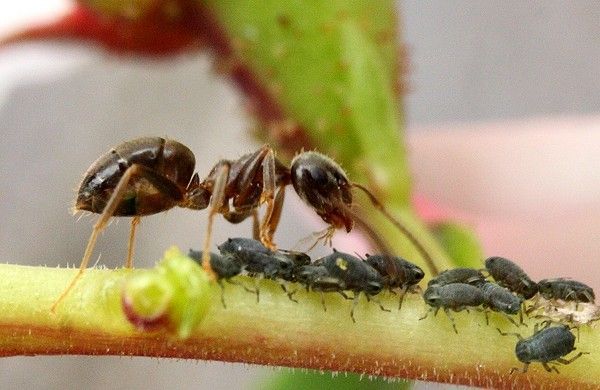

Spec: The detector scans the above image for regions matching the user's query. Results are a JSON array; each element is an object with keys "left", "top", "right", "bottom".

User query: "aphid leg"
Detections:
[
  {"left": 370, "top": 296, "right": 391, "bottom": 313},
  {"left": 501, "top": 313, "right": 520, "bottom": 328},
  {"left": 125, "top": 216, "right": 141, "bottom": 268},
  {"left": 352, "top": 183, "right": 439, "bottom": 276},
  {"left": 556, "top": 352, "right": 588, "bottom": 365},
  {"left": 443, "top": 308, "right": 459, "bottom": 334},
  {"left": 201, "top": 163, "right": 229, "bottom": 279},
  {"left": 227, "top": 278, "right": 256, "bottom": 299},
  {"left": 253, "top": 277, "right": 261, "bottom": 303},
  {"left": 484, "top": 309, "right": 490, "bottom": 325},
  {"left": 397, "top": 286, "right": 408, "bottom": 310},
  {"left": 258, "top": 148, "right": 277, "bottom": 250},
  {"left": 280, "top": 282, "right": 298, "bottom": 303},
  {"left": 52, "top": 164, "right": 180, "bottom": 312},
  {"left": 542, "top": 362, "right": 559, "bottom": 374},
  {"left": 496, "top": 328, "right": 523, "bottom": 340},
  {"left": 338, "top": 291, "right": 352, "bottom": 300},
  {"left": 217, "top": 280, "right": 227, "bottom": 308},
  {"left": 350, "top": 293, "right": 361, "bottom": 323},
  {"left": 320, "top": 292, "right": 327, "bottom": 312},
  {"left": 418, "top": 308, "right": 433, "bottom": 321}
]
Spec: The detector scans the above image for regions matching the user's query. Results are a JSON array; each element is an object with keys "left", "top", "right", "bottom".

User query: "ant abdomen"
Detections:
[{"left": 290, "top": 151, "right": 354, "bottom": 232}]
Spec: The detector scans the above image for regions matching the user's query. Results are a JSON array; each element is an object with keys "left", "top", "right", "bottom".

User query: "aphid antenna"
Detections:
[{"left": 351, "top": 183, "right": 439, "bottom": 275}]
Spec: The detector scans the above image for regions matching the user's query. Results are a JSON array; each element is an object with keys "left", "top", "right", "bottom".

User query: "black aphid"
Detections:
[
  {"left": 538, "top": 278, "right": 595, "bottom": 304},
  {"left": 480, "top": 282, "right": 524, "bottom": 327},
  {"left": 498, "top": 323, "right": 587, "bottom": 373},
  {"left": 485, "top": 256, "right": 538, "bottom": 299},
  {"left": 428, "top": 268, "right": 486, "bottom": 288},
  {"left": 365, "top": 254, "right": 424, "bottom": 309},
  {"left": 421, "top": 283, "right": 485, "bottom": 334},
  {"left": 217, "top": 238, "right": 310, "bottom": 302},
  {"left": 298, "top": 250, "right": 387, "bottom": 322}
]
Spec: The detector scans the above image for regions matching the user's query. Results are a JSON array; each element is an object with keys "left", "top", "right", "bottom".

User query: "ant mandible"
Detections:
[{"left": 51, "top": 136, "right": 436, "bottom": 311}]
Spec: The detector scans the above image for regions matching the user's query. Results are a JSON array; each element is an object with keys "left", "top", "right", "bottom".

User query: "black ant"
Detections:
[{"left": 52, "top": 137, "right": 436, "bottom": 311}]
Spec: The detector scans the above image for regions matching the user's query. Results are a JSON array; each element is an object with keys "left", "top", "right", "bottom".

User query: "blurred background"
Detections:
[{"left": 0, "top": 1, "right": 598, "bottom": 389}]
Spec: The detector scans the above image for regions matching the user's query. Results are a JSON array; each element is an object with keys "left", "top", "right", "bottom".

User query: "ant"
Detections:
[{"left": 51, "top": 137, "right": 436, "bottom": 311}]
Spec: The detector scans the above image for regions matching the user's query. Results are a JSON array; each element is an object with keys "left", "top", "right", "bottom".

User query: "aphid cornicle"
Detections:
[
  {"left": 538, "top": 278, "right": 595, "bottom": 304},
  {"left": 298, "top": 250, "right": 387, "bottom": 322},
  {"left": 427, "top": 268, "right": 486, "bottom": 288},
  {"left": 485, "top": 256, "right": 538, "bottom": 299},
  {"left": 364, "top": 254, "right": 424, "bottom": 309},
  {"left": 498, "top": 323, "right": 587, "bottom": 373},
  {"left": 421, "top": 283, "right": 485, "bottom": 334},
  {"left": 53, "top": 138, "right": 437, "bottom": 311}
]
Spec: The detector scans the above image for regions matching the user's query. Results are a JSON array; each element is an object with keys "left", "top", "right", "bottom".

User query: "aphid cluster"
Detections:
[
  {"left": 190, "top": 237, "right": 424, "bottom": 322},
  {"left": 420, "top": 256, "right": 595, "bottom": 373}
]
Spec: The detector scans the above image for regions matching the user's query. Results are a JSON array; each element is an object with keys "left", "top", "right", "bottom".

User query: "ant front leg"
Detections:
[
  {"left": 126, "top": 216, "right": 141, "bottom": 268},
  {"left": 52, "top": 164, "right": 183, "bottom": 312}
]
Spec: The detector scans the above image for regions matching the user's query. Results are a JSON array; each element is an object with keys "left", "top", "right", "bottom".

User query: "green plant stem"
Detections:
[{"left": 1, "top": 263, "right": 598, "bottom": 389}]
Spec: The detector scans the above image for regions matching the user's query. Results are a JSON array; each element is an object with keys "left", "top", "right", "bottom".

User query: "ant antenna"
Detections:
[{"left": 351, "top": 183, "right": 439, "bottom": 275}]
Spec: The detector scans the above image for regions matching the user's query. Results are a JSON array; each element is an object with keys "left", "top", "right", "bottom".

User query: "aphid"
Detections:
[
  {"left": 218, "top": 237, "right": 310, "bottom": 302},
  {"left": 498, "top": 323, "right": 587, "bottom": 373},
  {"left": 480, "top": 282, "right": 524, "bottom": 326},
  {"left": 187, "top": 250, "right": 243, "bottom": 308},
  {"left": 298, "top": 250, "right": 387, "bottom": 322},
  {"left": 538, "top": 278, "right": 595, "bottom": 304},
  {"left": 420, "top": 283, "right": 485, "bottom": 334},
  {"left": 364, "top": 254, "right": 424, "bottom": 308},
  {"left": 428, "top": 268, "right": 486, "bottom": 288},
  {"left": 53, "top": 138, "right": 436, "bottom": 310},
  {"left": 485, "top": 256, "right": 538, "bottom": 299}
]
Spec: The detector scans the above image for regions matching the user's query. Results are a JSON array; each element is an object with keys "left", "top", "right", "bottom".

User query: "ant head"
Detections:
[
  {"left": 183, "top": 173, "right": 211, "bottom": 210},
  {"left": 290, "top": 151, "right": 353, "bottom": 232}
]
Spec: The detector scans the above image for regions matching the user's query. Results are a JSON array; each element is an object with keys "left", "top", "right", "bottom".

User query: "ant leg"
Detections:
[
  {"left": 51, "top": 164, "right": 181, "bottom": 312},
  {"left": 352, "top": 183, "right": 439, "bottom": 276},
  {"left": 264, "top": 185, "right": 286, "bottom": 246},
  {"left": 251, "top": 209, "right": 260, "bottom": 240},
  {"left": 125, "top": 216, "right": 141, "bottom": 268},
  {"left": 258, "top": 148, "right": 277, "bottom": 250},
  {"left": 201, "top": 163, "right": 230, "bottom": 279}
]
